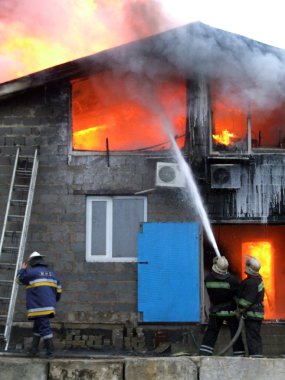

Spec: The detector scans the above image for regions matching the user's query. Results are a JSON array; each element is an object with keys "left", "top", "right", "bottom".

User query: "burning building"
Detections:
[{"left": 0, "top": 21, "right": 285, "bottom": 353}]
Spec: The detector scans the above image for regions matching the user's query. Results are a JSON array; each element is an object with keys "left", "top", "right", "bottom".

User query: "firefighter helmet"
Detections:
[
  {"left": 245, "top": 257, "right": 261, "bottom": 276},
  {"left": 28, "top": 251, "right": 45, "bottom": 261},
  {"left": 212, "top": 256, "right": 229, "bottom": 275}
]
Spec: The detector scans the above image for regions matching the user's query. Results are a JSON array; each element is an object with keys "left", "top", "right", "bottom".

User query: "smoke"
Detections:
[
  {"left": 1, "top": 0, "right": 285, "bottom": 112},
  {"left": 0, "top": 0, "right": 174, "bottom": 83},
  {"left": 110, "top": 21, "right": 285, "bottom": 111}
]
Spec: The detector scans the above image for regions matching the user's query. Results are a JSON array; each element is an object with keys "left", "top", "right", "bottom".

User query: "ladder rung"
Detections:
[
  {"left": 19, "top": 155, "right": 34, "bottom": 160},
  {"left": 13, "top": 185, "right": 29, "bottom": 190},
  {"left": 0, "top": 297, "right": 10, "bottom": 301},
  {"left": 16, "top": 168, "right": 32, "bottom": 173},
  {"left": 8, "top": 215, "right": 25, "bottom": 219},
  {"left": 11, "top": 199, "right": 27, "bottom": 204},
  {"left": 17, "top": 170, "right": 32, "bottom": 177},
  {"left": 5, "top": 231, "right": 22, "bottom": 235},
  {"left": 0, "top": 315, "right": 8, "bottom": 320},
  {"left": 0, "top": 263, "right": 16, "bottom": 267},
  {"left": 1, "top": 247, "right": 18, "bottom": 252},
  {"left": 0, "top": 280, "right": 13, "bottom": 284}
]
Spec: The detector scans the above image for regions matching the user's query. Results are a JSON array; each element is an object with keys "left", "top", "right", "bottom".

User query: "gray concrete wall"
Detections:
[
  {"left": 1, "top": 355, "right": 285, "bottom": 380},
  {"left": 0, "top": 83, "right": 197, "bottom": 325}
]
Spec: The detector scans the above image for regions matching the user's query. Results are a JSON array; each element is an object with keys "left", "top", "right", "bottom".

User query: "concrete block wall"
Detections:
[
  {"left": 2, "top": 356, "right": 285, "bottom": 380},
  {"left": 0, "top": 81, "right": 197, "bottom": 325}
]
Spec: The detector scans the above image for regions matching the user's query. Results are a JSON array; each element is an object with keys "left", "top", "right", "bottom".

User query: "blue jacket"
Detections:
[{"left": 17, "top": 262, "right": 62, "bottom": 319}]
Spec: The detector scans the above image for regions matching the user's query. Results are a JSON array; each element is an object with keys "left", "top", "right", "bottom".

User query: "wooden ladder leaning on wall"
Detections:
[{"left": 0, "top": 146, "right": 39, "bottom": 351}]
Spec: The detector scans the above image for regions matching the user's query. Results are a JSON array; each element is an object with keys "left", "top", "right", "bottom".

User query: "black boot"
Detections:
[
  {"left": 29, "top": 335, "right": 41, "bottom": 356},
  {"left": 44, "top": 338, "right": 54, "bottom": 357}
]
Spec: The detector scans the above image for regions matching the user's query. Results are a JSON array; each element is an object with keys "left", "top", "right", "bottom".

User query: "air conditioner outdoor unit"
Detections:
[
  {"left": 210, "top": 164, "right": 241, "bottom": 189},
  {"left": 155, "top": 162, "right": 186, "bottom": 188}
]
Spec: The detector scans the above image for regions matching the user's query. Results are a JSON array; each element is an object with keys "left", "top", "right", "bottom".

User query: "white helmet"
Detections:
[
  {"left": 28, "top": 251, "right": 45, "bottom": 261},
  {"left": 245, "top": 257, "right": 261, "bottom": 276},
  {"left": 212, "top": 256, "right": 229, "bottom": 275}
]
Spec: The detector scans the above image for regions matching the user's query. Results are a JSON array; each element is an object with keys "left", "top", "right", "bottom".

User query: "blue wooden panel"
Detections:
[{"left": 138, "top": 222, "right": 200, "bottom": 322}]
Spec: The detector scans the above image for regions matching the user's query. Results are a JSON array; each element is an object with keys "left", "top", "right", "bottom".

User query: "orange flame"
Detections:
[
  {"left": 242, "top": 242, "right": 275, "bottom": 319},
  {"left": 212, "top": 129, "right": 236, "bottom": 146},
  {"left": 0, "top": 0, "right": 176, "bottom": 84},
  {"left": 72, "top": 72, "right": 186, "bottom": 151}
]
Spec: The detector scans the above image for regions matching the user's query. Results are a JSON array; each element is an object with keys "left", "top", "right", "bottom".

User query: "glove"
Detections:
[{"left": 236, "top": 308, "right": 245, "bottom": 318}]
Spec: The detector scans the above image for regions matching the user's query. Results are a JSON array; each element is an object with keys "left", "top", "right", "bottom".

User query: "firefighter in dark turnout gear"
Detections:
[
  {"left": 237, "top": 256, "right": 264, "bottom": 358},
  {"left": 17, "top": 252, "right": 62, "bottom": 356},
  {"left": 199, "top": 256, "right": 245, "bottom": 356}
]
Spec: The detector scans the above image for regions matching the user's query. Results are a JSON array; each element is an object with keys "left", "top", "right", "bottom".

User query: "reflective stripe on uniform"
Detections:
[
  {"left": 258, "top": 282, "right": 264, "bottom": 292},
  {"left": 26, "top": 282, "right": 58, "bottom": 289},
  {"left": 199, "top": 344, "right": 213, "bottom": 355},
  {"left": 27, "top": 306, "right": 55, "bottom": 317},
  {"left": 205, "top": 282, "right": 230, "bottom": 289},
  {"left": 214, "top": 310, "right": 236, "bottom": 317},
  {"left": 246, "top": 311, "right": 264, "bottom": 319},
  {"left": 238, "top": 298, "right": 252, "bottom": 308}
]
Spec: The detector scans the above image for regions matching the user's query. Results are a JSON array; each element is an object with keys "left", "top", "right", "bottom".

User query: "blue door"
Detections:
[{"left": 138, "top": 222, "right": 200, "bottom": 322}]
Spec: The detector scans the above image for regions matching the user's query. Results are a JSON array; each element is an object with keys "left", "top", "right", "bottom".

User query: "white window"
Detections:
[{"left": 86, "top": 196, "right": 147, "bottom": 262}]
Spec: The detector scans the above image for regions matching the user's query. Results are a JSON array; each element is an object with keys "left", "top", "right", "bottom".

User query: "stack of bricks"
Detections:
[
  {"left": 21, "top": 324, "right": 147, "bottom": 352},
  {"left": 123, "top": 321, "right": 146, "bottom": 352},
  {"left": 63, "top": 329, "right": 111, "bottom": 350}
]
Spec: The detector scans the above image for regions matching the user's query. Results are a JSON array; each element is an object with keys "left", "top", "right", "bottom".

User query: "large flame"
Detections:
[
  {"left": 0, "top": 0, "right": 176, "bottom": 84},
  {"left": 72, "top": 71, "right": 186, "bottom": 151},
  {"left": 211, "top": 225, "right": 285, "bottom": 320}
]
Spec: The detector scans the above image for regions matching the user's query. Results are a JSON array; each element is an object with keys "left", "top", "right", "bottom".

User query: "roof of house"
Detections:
[{"left": 0, "top": 21, "right": 284, "bottom": 99}]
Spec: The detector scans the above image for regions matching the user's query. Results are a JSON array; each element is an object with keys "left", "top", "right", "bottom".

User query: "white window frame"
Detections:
[{"left": 86, "top": 196, "right": 147, "bottom": 262}]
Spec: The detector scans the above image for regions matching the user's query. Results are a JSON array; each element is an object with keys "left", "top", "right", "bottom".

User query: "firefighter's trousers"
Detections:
[
  {"left": 32, "top": 316, "right": 53, "bottom": 340},
  {"left": 244, "top": 318, "right": 263, "bottom": 357},
  {"left": 199, "top": 315, "right": 245, "bottom": 356}
]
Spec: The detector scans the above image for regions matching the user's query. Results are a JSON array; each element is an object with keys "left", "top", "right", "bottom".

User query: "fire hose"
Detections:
[{"left": 217, "top": 315, "right": 245, "bottom": 356}]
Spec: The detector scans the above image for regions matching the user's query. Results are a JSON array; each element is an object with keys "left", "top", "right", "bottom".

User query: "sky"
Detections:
[
  {"left": 0, "top": 0, "right": 285, "bottom": 83},
  {"left": 163, "top": 0, "right": 285, "bottom": 49}
]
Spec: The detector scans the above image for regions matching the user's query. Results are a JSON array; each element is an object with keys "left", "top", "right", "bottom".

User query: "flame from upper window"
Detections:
[
  {"left": 71, "top": 72, "right": 186, "bottom": 151},
  {"left": 212, "top": 130, "right": 236, "bottom": 146}
]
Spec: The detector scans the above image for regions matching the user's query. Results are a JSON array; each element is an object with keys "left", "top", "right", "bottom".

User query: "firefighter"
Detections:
[
  {"left": 237, "top": 256, "right": 264, "bottom": 358},
  {"left": 17, "top": 252, "right": 62, "bottom": 356},
  {"left": 199, "top": 256, "right": 245, "bottom": 356}
]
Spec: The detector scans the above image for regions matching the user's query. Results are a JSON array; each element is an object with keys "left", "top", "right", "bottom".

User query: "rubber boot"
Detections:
[
  {"left": 29, "top": 335, "right": 41, "bottom": 356},
  {"left": 44, "top": 338, "right": 54, "bottom": 357}
]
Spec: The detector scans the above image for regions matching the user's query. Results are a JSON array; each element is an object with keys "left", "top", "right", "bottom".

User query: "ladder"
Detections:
[{"left": 0, "top": 147, "right": 39, "bottom": 350}]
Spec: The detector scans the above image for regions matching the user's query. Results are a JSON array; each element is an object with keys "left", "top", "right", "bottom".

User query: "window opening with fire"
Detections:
[
  {"left": 211, "top": 224, "right": 285, "bottom": 320},
  {"left": 86, "top": 196, "right": 147, "bottom": 262},
  {"left": 71, "top": 71, "right": 187, "bottom": 152},
  {"left": 211, "top": 84, "right": 285, "bottom": 153}
]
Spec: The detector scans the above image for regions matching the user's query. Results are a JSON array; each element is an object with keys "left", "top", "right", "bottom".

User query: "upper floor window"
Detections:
[
  {"left": 71, "top": 71, "right": 186, "bottom": 153},
  {"left": 211, "top": 83, "right": 285, "bottom": 154},
  {"left": 86, "top": 196, "right": 147, "bottom": 262}
]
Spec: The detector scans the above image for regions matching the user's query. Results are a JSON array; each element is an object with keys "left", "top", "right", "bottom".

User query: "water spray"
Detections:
[{"left": 161, "top": 114, "right": 221, "bottom": 258}]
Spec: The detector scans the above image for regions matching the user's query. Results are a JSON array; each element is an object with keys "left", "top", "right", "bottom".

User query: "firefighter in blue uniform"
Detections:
[
  {"left": 17, "top": 251, "right": 62, "bottom": 356},
  {"left": 237, "top": 256, "right": 264, "bottom": 358},
  {"left": 199, "top": 256, "right": 245, "bottom": 356}
]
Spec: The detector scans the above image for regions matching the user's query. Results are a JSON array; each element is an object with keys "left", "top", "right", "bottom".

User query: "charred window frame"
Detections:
[
  {"left": 70, "top": 72, "right": 188, "bottom": 155},
  {"left": 86, "top": 196, "right": 147, "bottom": 262},
  {"left": 209, "top": 83, "right": 285, "bottom": 155},
  {"left": 209, "top": 84, "right": 250, "bottom": 155}
]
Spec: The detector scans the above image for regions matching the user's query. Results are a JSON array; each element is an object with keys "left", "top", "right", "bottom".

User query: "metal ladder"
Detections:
[{"left": 0, "top": 147, "right": 39, "bottom": 350}]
